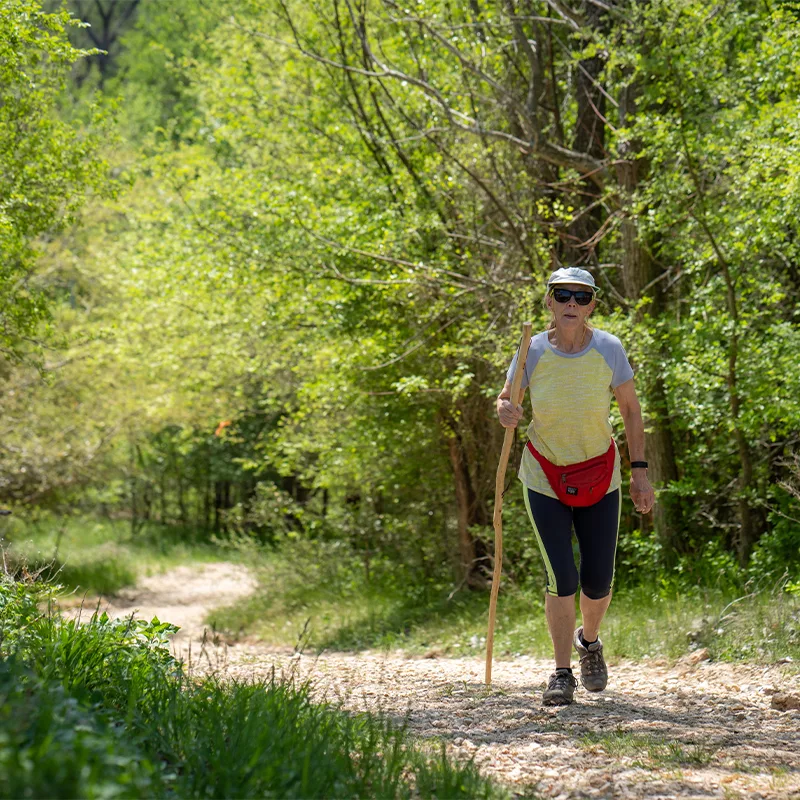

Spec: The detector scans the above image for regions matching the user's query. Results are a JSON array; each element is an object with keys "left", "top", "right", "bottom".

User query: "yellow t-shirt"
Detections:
[{"left": 506, "top": 328, "right": 635, "bottom": 499}]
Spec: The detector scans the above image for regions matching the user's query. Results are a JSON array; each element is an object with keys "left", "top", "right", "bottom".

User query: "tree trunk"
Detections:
[
  {"left": 204, "top": 469, "right": 211, "bottom": 535},
  {"left": 177, "top": 469, "right": 188, "bottom": 527},
  {"left": 720, "top": 266, "right": 757, "bottom": 565},
  {"left": 617, "top": 81, "right": 683, "bottom": 552},
  {"left": 159, "top": 470, "right": 167, "bottom": 524},
  {"left": 447, "top": 435, "right": 489, "bottom": 589},
  {"left": 142, "top": 482, "right": 152, "bottom": 523},
  {"left": 563, "top": 1, "right": 608, "bottom": 265},
  {"left": 214, "top": 480, "right": 232, "bottom": 533},
  {"left": 129, "top": 439, "right": 138, "bottom": 537}
]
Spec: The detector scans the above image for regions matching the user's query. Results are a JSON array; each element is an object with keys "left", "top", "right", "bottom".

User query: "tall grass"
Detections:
[{"left": 0, "top": 578, "right": 504, "bottom": 799}]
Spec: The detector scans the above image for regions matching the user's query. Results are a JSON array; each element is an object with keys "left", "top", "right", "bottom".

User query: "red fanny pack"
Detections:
[{"left": 526, "top": 439, "right": 615, "bottom": 507}]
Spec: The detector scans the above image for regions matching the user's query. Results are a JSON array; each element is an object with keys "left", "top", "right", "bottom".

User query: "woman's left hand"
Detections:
[{"left": 630, "top": 472, "right": 655, "bottom": 514}]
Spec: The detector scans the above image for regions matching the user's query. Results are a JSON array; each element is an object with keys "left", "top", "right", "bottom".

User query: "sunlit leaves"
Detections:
[{"left": 0, "top": 0, "right": 107, "bottom": 359}]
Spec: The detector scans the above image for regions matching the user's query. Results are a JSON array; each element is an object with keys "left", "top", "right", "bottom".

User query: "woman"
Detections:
[{"left": 497, "top": 267, "right": 655, "bottom": 706}]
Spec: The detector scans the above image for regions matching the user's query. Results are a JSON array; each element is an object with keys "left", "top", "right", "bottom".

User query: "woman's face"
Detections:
[{"left": 546, "top": 282, "right": 596, "bottom": 330}]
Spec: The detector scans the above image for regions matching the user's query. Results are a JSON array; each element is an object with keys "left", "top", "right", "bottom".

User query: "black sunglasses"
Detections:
[{"left": 551, "top": 287, "right": 595, "bottom": 306}]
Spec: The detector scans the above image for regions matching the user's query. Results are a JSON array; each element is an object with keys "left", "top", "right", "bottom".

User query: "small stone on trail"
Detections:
[
  {"left": 771, "top": 691, "right": 800, "bottom": 711},
  {"left": 680, "top": 647, "right": 711, "bottom": 665},
  {"left": 543, "top": 769, "right": 560, "bottom": 779}
]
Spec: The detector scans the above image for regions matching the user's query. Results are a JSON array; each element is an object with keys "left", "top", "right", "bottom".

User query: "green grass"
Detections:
[
  {"left": 208, "top": 540, "right": 800, "bottom": 668},
  {"left": 0, "top": 578, "right": 505, "bottom": 799},
  {"left": 8, "top": 514, "right": 797, "bottom": 669},
  {"left": 0, "top": 513, "right": 226, "bottom": 596},
  {"left": 579, "top": 729, "right": 716, "bottom": 767}
]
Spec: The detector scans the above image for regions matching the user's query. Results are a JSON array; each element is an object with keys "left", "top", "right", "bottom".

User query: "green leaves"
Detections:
[
  {"left": 0, "top": 578, "right": 503, "bottom": 799},
  {"left": 5, "top": 0, "right": 800, "bottom": 578},
  {"left": 0, "top": 0, "right": 107, "bottom": 360}
]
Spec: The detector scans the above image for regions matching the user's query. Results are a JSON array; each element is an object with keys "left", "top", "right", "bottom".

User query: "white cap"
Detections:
[{"left": 547, "top": 267, "right": 598, "bottom": 292}]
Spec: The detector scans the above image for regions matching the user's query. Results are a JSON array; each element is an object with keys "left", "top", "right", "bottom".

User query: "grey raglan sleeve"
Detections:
[
  {"left": 506, "top": 351, "right": 527, "bottom": 390},
  {"left": 609, "top": 336, "right": 635, "bottom": 388},
  {"left": 505, "top": 333, "right": 544, "bottom": 390}
]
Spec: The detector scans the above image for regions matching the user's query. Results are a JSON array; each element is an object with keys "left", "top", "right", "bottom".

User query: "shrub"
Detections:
[{"left": 0, "top": 578, "right": 502, "bottom": 799}]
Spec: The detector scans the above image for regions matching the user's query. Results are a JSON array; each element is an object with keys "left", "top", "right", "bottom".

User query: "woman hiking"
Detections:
[{"left": 497, "top": 267, "right": 655, "bottom": 706}]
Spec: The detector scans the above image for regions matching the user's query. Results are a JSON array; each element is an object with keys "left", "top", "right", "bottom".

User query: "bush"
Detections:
[
  {"left": 0, "top": 578, "right": 502, "bottom": 799},
  {"left": 0, "top": 656, "right": 160, "bottom": 799}
]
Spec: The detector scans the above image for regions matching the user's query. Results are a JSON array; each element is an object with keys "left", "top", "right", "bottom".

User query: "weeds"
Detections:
[
  {"left": 7, "top": 515, "right": 798, "bottom": 668},
  {"left": 0, "top": 576, "right": 504, "bottom": 799},
  {"left": 580, "top": 729, "right": 716, "bottom": 768},
  {"left": 208, "top": 540, "right": 800, "bottom": 667}
]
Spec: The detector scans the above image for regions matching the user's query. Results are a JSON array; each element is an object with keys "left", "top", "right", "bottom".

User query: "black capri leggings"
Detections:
[{"left": 523, "top": 487, "right": 621, "bottom": 600}]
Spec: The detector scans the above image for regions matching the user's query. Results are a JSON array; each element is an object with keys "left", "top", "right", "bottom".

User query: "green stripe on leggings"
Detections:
[
  {"left": 609, "top": 488, "right": 621, "bottom": 591},
  {"left": 523, "top": 486, "right": 559, "bottom": 596}
]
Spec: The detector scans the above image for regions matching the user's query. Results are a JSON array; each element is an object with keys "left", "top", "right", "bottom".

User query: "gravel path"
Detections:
[
  {"left": 106, "top": 564, "right": 800, "bottom": 799},
  {"left": 88, "top": 561, "right": 257, "bottom": 648}
]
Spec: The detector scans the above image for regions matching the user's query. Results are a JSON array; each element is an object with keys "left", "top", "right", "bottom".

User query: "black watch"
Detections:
[{"left": 630, "top": 461, "right": 648, "bottom": 469}]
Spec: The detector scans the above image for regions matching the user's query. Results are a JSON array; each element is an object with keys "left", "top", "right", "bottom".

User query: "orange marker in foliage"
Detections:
[{"left": 215, "top": 420, "right": 231, "bottom": 437}]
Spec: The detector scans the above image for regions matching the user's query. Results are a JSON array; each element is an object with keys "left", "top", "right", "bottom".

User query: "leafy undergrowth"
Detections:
[
  {"left": 209, "top": 540, "right": 800, "bottom": 668},
  {"left": 0, "top": 514, "right": 224, "bottom": 596},
  {"left": 0, "top": 577, "right": 504, "bottom": 799}
]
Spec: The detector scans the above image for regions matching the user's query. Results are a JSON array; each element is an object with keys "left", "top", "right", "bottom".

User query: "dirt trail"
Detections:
[
  {"left": 106, "top": 564, "right": 800, "bottom": 799},
  {"left": 93, "top": 562, "right": 257, "bottom": 657}
]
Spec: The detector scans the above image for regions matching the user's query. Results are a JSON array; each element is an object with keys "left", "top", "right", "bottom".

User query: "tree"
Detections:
[
  {"left": 9, "top": 0, "right": 800, "bottom": 589},
  {"left": 62, "top": 0, "right": 141, "bottom": 87},
  {"left": 0, "top": 0, "right": 106, "bottom": 362},
  {"left": 612, "top": 0, "right": 800, "bottom": 563}
]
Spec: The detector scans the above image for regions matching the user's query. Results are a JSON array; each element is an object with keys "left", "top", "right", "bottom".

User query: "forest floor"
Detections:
[{"left": 96, "top": 563, "right": 800, "bottom": 800}]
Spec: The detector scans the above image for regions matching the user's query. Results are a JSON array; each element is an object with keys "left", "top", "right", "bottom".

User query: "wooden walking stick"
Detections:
[{"left": 485, "top": 321, "right": 533, "bottom": 685}]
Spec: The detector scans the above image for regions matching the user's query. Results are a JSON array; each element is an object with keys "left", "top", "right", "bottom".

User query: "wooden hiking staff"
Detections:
[{"left": 485, "top": 321, "right": 532, "bottom": 685}]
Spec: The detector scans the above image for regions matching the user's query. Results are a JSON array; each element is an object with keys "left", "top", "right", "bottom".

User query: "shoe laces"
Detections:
[
  {"left": 549, "top": 671, "right": 577, "bottom": 691},
  {"left": 579, "top": 647, "right": 605, "bottom": 675}
]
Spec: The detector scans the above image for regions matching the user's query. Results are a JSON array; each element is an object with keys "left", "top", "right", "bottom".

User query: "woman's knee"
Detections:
[
  {"left": 580, "top": 580, "right": 612, "bottom": 600},
  {"left": 548, "top": 571, "right": 579, "bottom": 597}
]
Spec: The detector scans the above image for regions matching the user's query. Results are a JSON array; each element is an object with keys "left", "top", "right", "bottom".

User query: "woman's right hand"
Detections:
[{"left": 497, "top": 398, "right": 524, "bottom": 428}]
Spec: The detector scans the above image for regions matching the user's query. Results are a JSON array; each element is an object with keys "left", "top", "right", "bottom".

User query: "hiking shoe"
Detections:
[
  {"left": 542, "top": 670, "right": 578, "bottom": 706},
  {"left": 574, "top": 626, "right": 608, "bottom": 692}
]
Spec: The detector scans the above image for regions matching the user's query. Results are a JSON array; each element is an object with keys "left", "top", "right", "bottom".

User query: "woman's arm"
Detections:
[
  {"left": 496, "top": 379, "right": 525, "bottom": 428},
  {"left": 614, "top": 378, "right": 656, "bottom": 514}
]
